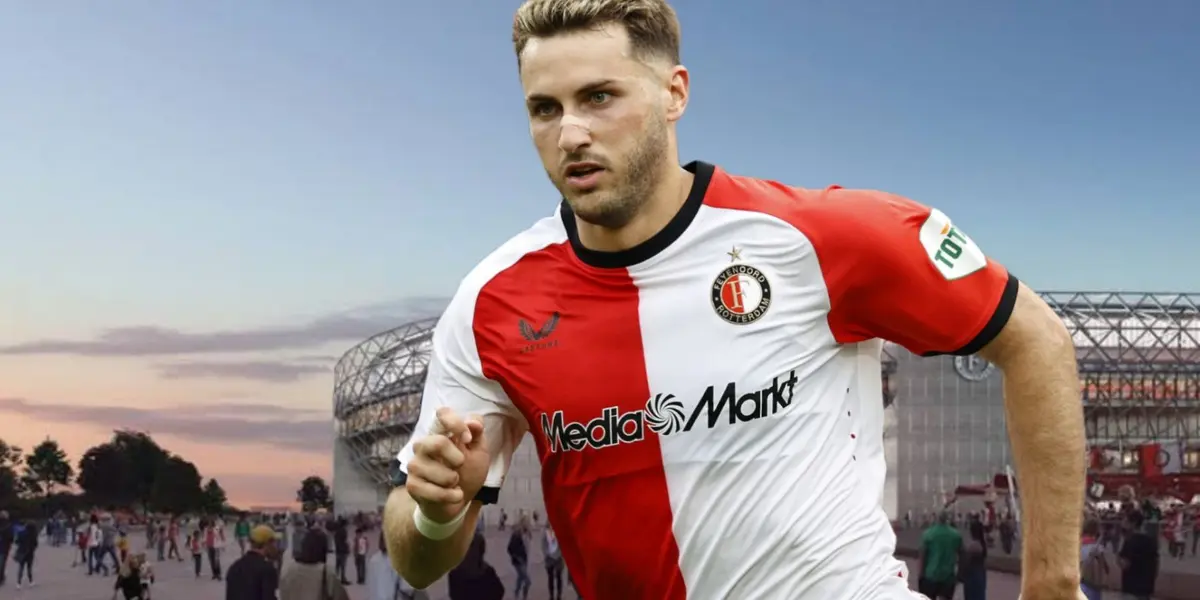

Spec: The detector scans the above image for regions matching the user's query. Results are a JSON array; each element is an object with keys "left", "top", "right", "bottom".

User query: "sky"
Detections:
[{"left": 0, "top": 2, "right": 1197, "bottom": 506}]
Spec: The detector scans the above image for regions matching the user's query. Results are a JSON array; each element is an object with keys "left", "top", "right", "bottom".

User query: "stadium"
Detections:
[{"left": 331, "top": 291, "right": 1200, "bottom": 517}]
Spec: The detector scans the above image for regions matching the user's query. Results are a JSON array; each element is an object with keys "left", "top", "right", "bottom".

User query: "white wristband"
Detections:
[{"left": 412, "top": 504, "right": 468, "bottom": 540}]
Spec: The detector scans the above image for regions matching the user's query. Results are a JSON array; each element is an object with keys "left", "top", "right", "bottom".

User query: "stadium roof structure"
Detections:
[
  {"left": 1043, "top": 291, "right": 1200, "bottom": 448},
  {"left": 331, "top": 291, "right": 1200, "bottom": 487},
  {"left": 333, "top": 317, "right": 436, "bottom": 486}
]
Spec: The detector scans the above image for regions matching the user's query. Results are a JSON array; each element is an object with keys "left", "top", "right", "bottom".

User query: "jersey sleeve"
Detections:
[
  {"left": 815, "top": 188, "right": 1018, "bottom": 356},
  {"left": 392, "top": 294, "right": 527, "bottom": 504}
]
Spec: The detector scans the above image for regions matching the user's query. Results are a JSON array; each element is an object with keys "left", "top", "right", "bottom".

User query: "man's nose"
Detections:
[{"left": 557, "top": 114, "right": 592, "bottom": 153}]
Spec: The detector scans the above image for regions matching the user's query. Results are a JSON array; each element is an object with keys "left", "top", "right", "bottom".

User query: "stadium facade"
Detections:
[{"left": 333, "top": 291, "right": 1200, "bottom": 517}]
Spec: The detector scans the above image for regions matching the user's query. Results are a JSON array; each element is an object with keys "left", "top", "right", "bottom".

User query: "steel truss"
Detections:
[
  {"left": 333, "top": 317, "right": 437, "bottom": 486},
  {"left": 1042, "top": 292, "right": 1200, "bottom": 464},
  {"left": 332, "top": 293, "right": 1200, "bottom": 485}
]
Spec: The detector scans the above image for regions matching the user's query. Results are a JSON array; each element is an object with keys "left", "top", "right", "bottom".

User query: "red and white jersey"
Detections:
[{"left": 395, "top": 162, "right": 1016, "bottom": 600}]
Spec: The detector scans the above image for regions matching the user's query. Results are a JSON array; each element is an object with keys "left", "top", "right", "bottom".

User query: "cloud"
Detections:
[
  {"left": 154, "top": 360, "right": 329, "bottom": 383},
  {"left": 171, "top": 402, "right": 326, "bottom": 417},
  {"left": 0, "top": 296, "right": 447, "bottom": 357},
  {"left": 0, "top": 397, "right": 332, "bottom": 454},
  {"left": 292, "top": 355, "right": 341, "bottom": 364}
]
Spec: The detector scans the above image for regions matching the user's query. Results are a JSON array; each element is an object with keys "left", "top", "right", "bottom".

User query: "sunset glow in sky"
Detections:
[
  {"left": 0, "top": 299, "right": 445, "bottom": 505},
  {"left": 1, "top": 2, "right": 1196, "bottom": 505}
]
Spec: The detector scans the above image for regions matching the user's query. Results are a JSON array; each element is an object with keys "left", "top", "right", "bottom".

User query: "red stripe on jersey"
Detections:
[
  {"left": 472, "top": 242, "right": 687, "bottom": 600},
  {"left": 704, "top": 173, "right": 1012, "bottom": 356}
]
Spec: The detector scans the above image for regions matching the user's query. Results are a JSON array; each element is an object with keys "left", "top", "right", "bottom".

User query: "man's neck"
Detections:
[{"left": 574, "top": 163, "right": 693, "bottom": 253}]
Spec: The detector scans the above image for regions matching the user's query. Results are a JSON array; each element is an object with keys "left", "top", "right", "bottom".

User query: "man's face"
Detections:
[{"left": 520, "top": 25, "right": 683, "bottom": 229}]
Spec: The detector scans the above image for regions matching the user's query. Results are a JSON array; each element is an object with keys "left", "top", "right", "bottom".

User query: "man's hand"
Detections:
[{"left": 404, "top": 407, "right": 490, "bottom": 523}]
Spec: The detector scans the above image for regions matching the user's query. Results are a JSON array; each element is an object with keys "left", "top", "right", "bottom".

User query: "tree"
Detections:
[
  {"left": 202, "top": 478, "right": 228, "bottom": 514},
  {"left": 296, "top": 475, "right": 333, "bottom": 511},
  {"left": 77, "top": 442, "right": 133, "bottom": 506},
  {"left": 79, "top": 430, "right": 170, "bottom": 511},
  {"left": 23, "top": 438, "right": 74, "bottom": 496},
  {"left": 0, "top": 439, "right": 24, "bottom": 503},
  {"left": 111, "top": 430, "right": 169, "bottom": 511},
  {"left": 150, "top": 456, "right": 204, "bottom": 515}
]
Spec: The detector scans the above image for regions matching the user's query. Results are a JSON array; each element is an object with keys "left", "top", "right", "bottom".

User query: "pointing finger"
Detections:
[
  {"left": 431, "top": 407, "right": 469, "bottom": 442},
  {"left": 464, "top": 416, "right": 485, "bottom": 450}
]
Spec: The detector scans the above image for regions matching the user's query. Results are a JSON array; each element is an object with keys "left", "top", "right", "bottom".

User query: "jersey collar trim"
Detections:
[{"left": 559, "top": 160, "right": 715, "bottom": 269}]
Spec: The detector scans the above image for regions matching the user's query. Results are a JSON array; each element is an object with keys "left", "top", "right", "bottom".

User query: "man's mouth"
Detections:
[{"left": 566, "top": 165, "right": 604, "bottom": 178}]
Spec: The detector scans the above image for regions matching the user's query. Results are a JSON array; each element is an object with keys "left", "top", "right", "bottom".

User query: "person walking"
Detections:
[
  {"left": 204, "top": 519, "right": 224, "bottom": 581},
  {"left": 448, "top": 528, "right": 503, "bottom": 600},
  {"left": 88, "top": 515, "right": 106, "bottom": 575},
  {"left": 1080, "top": 518, "right": 1112, "bottom": 600},
  {"left": 507, "top": 520, "right": 532, "bottom": 600},
  {"left": 224, "top": 525, "right": 279, "bottom": 600},
  {"left": 167, "top": 518, "right": 183, "bottom": 561},
  {"left": 960, "top": 519, "right": 988, "bottom": 600},
  {"left": 0, "top": 510, "right": 13, "bottom": 587},
  {"left": 112, "top": 552, "right": 145, "bottom": 600},
  {"left": 73, "top": 525, "right": 89, "bottom": 567},
  {"left": 290, "top": 515, "right": 307, "bottom": 560},
  {"left": 352, "top": 526, "right": 369, "bottom": 585},
  {"left": 12, "top": 519, "right": 38, "bottom": 589},
  {"left": 188, "top": 529, "right": 204, "bottom": 578},
  {"left": 543, "top": 526, "right": 565, "bottom": 600},
  {"left": 138, "top": 553, "right": 156, "bottom": 600},
  {"left": 279, "top": 529, "right": 350, "bottom": 600},
  {"left": 332, "top": 518, "right": 351, "bottom": 586},
  {"left": 918, "top": 512, "right": 962, "bottom": 600},
  {"left": 1119, "top": 511, "right": 1159, "bottom": 600},
  {"left": 365, "top": 531, "right": 423, "bottom": 600},
  {"left": 234, "top": 515, "right": 251, "bottom": 556}
]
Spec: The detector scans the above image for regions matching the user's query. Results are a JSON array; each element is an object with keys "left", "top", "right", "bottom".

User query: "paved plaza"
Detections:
[{"left": 2, "top": 526, "right": 1034, "bottom": 600}]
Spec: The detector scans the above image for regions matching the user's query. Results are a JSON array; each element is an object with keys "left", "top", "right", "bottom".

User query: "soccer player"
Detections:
[{"left": 383, "top": 1, "right": 1088, "bottom": 599}]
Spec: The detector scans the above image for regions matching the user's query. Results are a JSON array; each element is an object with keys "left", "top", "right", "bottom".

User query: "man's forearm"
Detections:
[
  {"left": 382, "top": 487, "right": 480, "bottom": 589},
  {"left": 991, "top": 319, "right": 1085, "bottom": 594}
]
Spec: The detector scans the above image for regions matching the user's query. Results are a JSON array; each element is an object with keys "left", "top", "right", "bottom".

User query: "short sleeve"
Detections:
[
  {"left": 815, "top": 189, "right": 1018, "bottom": 356},
  {"left": 392, "top": 295, "right": 527, "bottom": 504}
]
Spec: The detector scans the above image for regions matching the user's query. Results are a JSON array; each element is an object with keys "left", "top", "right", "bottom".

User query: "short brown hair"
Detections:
[{"left": 513, "top": 0, "right": 682, "bottom": 65}]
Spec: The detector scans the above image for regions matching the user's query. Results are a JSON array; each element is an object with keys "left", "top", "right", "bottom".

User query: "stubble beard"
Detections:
[{"left": 560, "top": 113, "right": 669, "bottom": 230}]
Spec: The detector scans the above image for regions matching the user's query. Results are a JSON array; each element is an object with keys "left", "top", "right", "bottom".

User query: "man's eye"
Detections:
[
  {"left": 532, "top": 103, "right": 557, "bottom": 117},
  {"left": 588, "top": 92, "right": 610, "bottom": 104}
]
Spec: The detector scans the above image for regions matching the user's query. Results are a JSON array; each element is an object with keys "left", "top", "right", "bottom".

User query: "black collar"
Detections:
[{"left": 560, "top": 161, "right": 715, "bottom": 268}]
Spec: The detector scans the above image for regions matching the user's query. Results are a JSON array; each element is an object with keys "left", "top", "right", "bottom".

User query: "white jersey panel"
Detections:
[
  {"left": 851, "top": 338, "right": 911, "bottom": 580},
  {"left": 628, "top": 204, "right": 918, "bottom": 600}
]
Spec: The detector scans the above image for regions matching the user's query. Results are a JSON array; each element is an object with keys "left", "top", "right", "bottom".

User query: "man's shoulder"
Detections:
[
  {"left": 707, "top": 169, "right": 925, "bottom": 238},
  {"left": 714, "top": 168, "right": 908, "bottom": 214},
  {"left": 469, "top": 213, "right": 567, "bottom": 285},
  {"left": 225, "top": 554, "right": 247, "bottom": 574},
  {"left": 440, "top": 213, "right": 567, "bottom": 325}
]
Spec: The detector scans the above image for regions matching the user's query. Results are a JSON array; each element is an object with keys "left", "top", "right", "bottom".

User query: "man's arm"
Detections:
[
  {"left": 797, "top": 188, "right": 1085, "bottom": 596},
  {"left": 383, "top": 489, "right": 482, "bottom": 589},
  {"left": 978, "top": 283, "right": 1085, "bottom": 596},
  {"left": 382, "top": 286, "right": 526, "bottom": 589}
]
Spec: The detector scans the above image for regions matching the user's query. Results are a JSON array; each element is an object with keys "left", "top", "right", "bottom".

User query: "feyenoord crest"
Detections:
[
  {"left": 711, "top": 264, "right": 772, "bottom": 324},
  {"left": 954, "top": 355, "right": 995, "bottom": 382}
]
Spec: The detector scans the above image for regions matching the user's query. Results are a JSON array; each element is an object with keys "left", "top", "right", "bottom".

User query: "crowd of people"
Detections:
[
  {"left": 6, "top": 498, "right": 1198, "bottom": 599},
  {"left": 0, "top": 505, "right": 585, "bottom": 600},
  {"left": 0, "top": 508, "right": 395, "bottom": 599},
  {"left": 905, "top": 495, "right": 1200, "bottom": 600}
]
